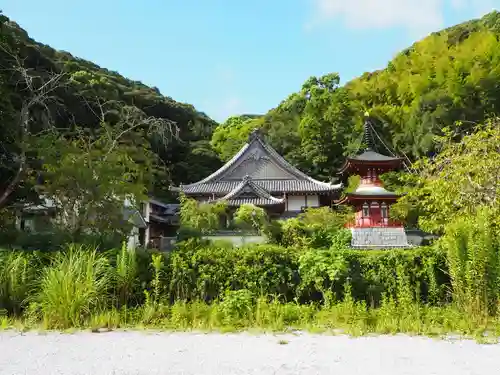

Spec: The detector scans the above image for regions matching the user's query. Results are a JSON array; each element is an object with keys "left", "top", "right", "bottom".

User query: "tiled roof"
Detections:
[
  {"left": 181, "top": 179, "right": 339, "bottom": 194},
  {"left": 351, "top": 150, "right": 401, "bottom": 162},
  {"left": 222, "top": 197, "right": 285, "bottom": 207},
  {"left": 123, "top": 207, "right": 147, "bottom": 229},
  {"left": 213, "top": 176, "right": 285, "bottom": 207},
  {"left": 174, "top": 129, "right": 342, "bottom": 195}
]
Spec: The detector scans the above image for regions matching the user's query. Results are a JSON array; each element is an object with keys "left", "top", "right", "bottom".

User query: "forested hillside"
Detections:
[
  {"left": 0, "top": 12, "right": 222, "bottom": 206},
  {"left": 1, "top": 10, "right": 500, "bottom": 205},
  {"left": 211, "top": 11, "right": 500, "bottom": 181}
]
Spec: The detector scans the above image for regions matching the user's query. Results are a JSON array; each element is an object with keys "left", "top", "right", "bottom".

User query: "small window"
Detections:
[
  {"left": 381, "top": 203, "right": 388, "bottom": 218},
  {"left": 362, "top": 203, "right": 370, "bottom": 217}
]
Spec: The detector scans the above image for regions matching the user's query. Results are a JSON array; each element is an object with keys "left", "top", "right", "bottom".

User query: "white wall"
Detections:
[
  {"left": 127, "top": 226, "right": 140, "bottom": 250},
  {"left": 286, "top": 195, "right": 319, "bottom": 211},
  {"left": 142, "top": 202, "right": 151, "bottom": 245},
  {"left": 307, "top": 195, "right": 319, "bottom": 208}
]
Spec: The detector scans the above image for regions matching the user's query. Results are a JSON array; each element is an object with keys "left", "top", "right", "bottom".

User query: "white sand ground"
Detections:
[{"left": 1, "top": 330, "right": 500, "bottom": 375}]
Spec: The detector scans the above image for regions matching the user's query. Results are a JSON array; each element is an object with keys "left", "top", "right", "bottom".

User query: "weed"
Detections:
[{"left": 30, "top": 244, "right": 112, "bottom": 329}]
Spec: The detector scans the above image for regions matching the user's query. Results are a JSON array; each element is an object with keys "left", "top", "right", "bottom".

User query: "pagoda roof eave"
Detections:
[
  {"left": 337, "top": 157, "right": 403, "bottom": 176},
  {"left": 345, "top": 194, "right": 400, "bottom": 201},
  {"left": 333, "top": 192, "right": 401, "bottom": 206}
]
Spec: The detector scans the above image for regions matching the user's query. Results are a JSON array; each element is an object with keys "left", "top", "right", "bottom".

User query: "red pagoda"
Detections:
[{"left": 337, "top": 114, "right": 410, "bottom": 249}]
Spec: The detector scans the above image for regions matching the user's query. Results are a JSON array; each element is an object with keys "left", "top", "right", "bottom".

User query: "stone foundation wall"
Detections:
[{"left": 351, "top": 227, "right": 410, "bottom": 249}]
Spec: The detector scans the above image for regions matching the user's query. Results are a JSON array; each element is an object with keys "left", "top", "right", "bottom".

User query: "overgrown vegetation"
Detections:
[
  {"left": 1, "top": 10, "right": 500, "bottom": 341},
  {"left": 0, "top": 232, "right": 498, "bottom": 340}
]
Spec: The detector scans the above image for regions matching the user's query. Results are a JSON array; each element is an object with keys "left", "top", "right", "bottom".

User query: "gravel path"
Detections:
[{"left": 1, "top": 330, "right": 500, "bottom": 375}]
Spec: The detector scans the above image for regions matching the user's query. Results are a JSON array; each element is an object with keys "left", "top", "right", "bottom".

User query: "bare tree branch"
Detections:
[{"left": 0, "top": 46, "right": 67, "bottom": 208}]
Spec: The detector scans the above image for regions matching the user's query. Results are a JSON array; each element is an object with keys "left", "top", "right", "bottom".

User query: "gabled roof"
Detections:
[
  {"left": 338, "top": 116, "right": 402, "bottom": 175},
  {"left": 123, "top": 207, "right": 147, "bottom": 229},
  {"left": 176, "top": 129, "right": 342, "bottom": 195},
  {"left": 213, "top": 175, "right": 285, "bottom": 207}
]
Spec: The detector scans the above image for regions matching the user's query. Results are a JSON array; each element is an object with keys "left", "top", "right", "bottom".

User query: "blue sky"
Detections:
[{"left": 2, "top": 0, "right": 498, "bottom": 122}]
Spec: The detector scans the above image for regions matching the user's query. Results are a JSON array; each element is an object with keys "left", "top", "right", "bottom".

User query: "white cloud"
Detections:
[{"left": 306, "top": 0, "right": 497, "bottom": 35}]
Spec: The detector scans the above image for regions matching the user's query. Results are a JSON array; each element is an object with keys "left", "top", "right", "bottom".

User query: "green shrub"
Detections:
[
  {"left": 169, "top": 241, "right": 300, "bottom": 302},
  {"left": 29, "top": 244, "right": 113, "bottom": 328},
  {"left": 0, "top": 229, "right": 123, "bottom": 252},
  {"left": 220, "top": 289, "right": 254, "bottom": 324},
  {"left": 441, "top": 208, "right": 500, "bottom": 317},
  {"left": 0, "top": 249, "right": 40, "bottom": 315},
  {"left": 167, "top": 240, "right": 446, "bottom": 307}
]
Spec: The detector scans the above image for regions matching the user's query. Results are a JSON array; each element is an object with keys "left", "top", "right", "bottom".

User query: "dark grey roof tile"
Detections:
[
  {"left": 175, "top": 131, "right": 342, "bottom": 193},
  {"left": 181, "top": 179, "right": 340, "bottom": 194},
  {"left": 223, "top": 197, "right": 285, "bottom": 207},
  {"left": 351, "top": 150, "right": 401, "bottom": 162}
]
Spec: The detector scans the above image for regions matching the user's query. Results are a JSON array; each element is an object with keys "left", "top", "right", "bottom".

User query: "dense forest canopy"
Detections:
[{"left": 1, "top": 10, "right": 500, "bottom": 207}]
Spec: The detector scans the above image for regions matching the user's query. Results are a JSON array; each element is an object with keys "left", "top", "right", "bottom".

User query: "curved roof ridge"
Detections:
[
  {"left": 217, "top": 175, "right": 284, "bottom": 203},
  {"left": 179, "top": 131, "right": 342, "bottom": 191},
  {"left": 255, "top": 137, "right": 342, "bottom": 189},
  {"left": 181, "top": 142, "right": 251, "bottom": 188}
]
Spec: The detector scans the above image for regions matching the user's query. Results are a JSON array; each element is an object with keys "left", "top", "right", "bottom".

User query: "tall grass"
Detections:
[
  {"left": 442, "top": 208, "right": 500, "bottom": 318},
  {"left": 114, "top": 242, "right": 137, "bottom": 307},
  {"left": 0, "top": 250, "right": 38, "bottom": 315},
  {"left": 29, "top": 244, "right": 112, "bottom": 329}
]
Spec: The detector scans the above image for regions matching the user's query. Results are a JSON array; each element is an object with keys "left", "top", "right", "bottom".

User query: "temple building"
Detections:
[
  {"left": 172, "top": 129, "right": 342, "bottom": 218},
  {"left": 337, "top": 115, "right": 411, "bottom": 249}
]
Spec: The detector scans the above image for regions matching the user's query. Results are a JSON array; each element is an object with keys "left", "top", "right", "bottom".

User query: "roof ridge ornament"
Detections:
[
  {"left": 363, "top": 112, "right": 375, "bottom": 151},
  {"left": 248, "top": 128, "right": 262, "bottom": 143}
]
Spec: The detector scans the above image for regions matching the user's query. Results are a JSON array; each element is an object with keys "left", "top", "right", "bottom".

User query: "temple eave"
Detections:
[
  {"left": 176, "top": 180, "right": 341, "bottom": 195},
  {"left": 217, "top": 197, "right": 285, "bottom": 207}
]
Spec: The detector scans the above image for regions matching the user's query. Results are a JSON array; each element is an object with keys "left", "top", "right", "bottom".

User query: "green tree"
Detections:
[
  {"left": 178, "top": 194, "right": 227, "bottom": 234},
  {"left": 394, "top": 120, "right": 500, "bottom": 234},
  {"left": 298, "top": 74, "right": 357, "bottom": 179},
  {"left": 30, "top": 121, "right": 159, "bottom": 238},
  {"left": 233, "top": 204, "right": 268, "bottom": 234},
  {"left": 210, "top": 115, "right": 258, "bottom": 161}
]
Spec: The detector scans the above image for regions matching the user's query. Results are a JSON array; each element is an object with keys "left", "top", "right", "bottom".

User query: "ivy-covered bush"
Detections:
[{"left": 167, "top": 240, "right": 448, "bottom": 306}]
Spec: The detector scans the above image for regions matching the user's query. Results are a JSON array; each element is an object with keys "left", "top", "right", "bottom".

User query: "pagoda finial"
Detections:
[
  {"left": 248, "top": 128, "right": 262, "bottom": 143},
  {"left": 362, "top": 113, "right": 375, "bottom": 151}
]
